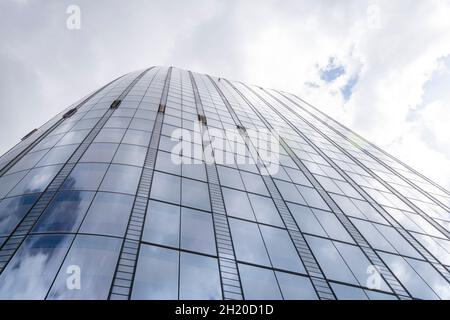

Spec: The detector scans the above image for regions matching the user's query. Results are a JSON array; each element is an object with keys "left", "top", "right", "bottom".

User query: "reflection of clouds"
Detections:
[{"left": 0, "top": 194, "right": 38, "bottom": 236}]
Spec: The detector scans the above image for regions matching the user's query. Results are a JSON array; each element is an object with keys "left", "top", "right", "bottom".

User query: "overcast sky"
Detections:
[{"left": 0, "top": 0, "right": 449, "bottom": 189}]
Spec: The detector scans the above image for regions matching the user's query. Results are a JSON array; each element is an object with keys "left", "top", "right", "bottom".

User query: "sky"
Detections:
[{"left": 0, "top": 0, "right": 449, "bottom": 189}]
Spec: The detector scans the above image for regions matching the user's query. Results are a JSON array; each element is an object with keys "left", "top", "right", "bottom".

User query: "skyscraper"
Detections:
[{"left": 0, "top": 66, "right": 449, "bottom": 300}]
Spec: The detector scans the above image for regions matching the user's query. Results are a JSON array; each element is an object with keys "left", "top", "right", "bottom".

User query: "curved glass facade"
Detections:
[{"left": 0, "top": 66, "right": 449, "bottom": 300}]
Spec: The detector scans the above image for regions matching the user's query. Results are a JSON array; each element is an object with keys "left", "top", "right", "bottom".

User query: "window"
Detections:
[
  {"left": 80, "top": 143, "right": 118, "bottom": 163},
  {"left": 155, "top": 151, "right": 182, "bottom": 176},
  {"left": 9, "top": 165, "right": 62, "bottom": 197},
  {"left": 260, "top": 225, "right": 305, "bottom": 273},
  {"left": 248, "top": 194, "right": 283, "bottom": 227},
  {"left": 274, "top": 180, "right": 306, "bottom": 205},
  {"left": 217, "top": 166, "right": 244, "bottom": 190},
  {"left": 0, "top": 194, "right": 39, "bottom": 237},
  {"left": 104, "top": 117, "right": 131, "bottom": 129},
  {"left": 99, "top": 164, "right": 141, "bottom": 195},
  {"left": 0, "top": 171, "right": 27, "bottom": 198},
  {"left": 37, "top": 145, "right": 78, "bottom": 167},
  {"left": 47, "top": 235, "right": 121, "bottom": 299},
  {"left": 275, "top": 271, "right": 317, "bottom": 300},
  {"left": 122, "top": 129, "right": 151, "bottom": 146},
  {"left": 238, "top": 264, "right": 282, "bottom": 300},
  {"left": 288, "top": 203, "right": 327, "bottom": 237},
  {"left": 331, "top": 283, "right": 368, "bottom": 300},
  {"left": 179, "top": 252, "right": 222, "bottom": 300},
  {"left": 241, "top": 171, "right": 269, "bottom": 196},
  {"left": 94, "top": 128, "right": 126, "bottom": 143},
  {"left": 62, "top": 163, "right": 108, "bottom": 191},
  {"left": 313, "top": 209, "right": 354, "bottom": 243},
  {"left": 33, "top": 191, "right": 95, "bottom": 233},
  {"left": 297, "top": 185, "right": 329, "bottom": 210},
  {"left": 182, "top": 163, "right": 206, "bottom": 181},
  {"left": 113, "top": 144, "right": 147, "bottom": 167},
  {"left": 181, "top": 178, "right": 211, "bottom": 211},
  {"left": 0, "top": 234, "right": 73, "bottom": 299},
  {"left": 80, "top": 192, "right": 134, "bottom": 237},
  {"left": 181, "top": 208, "right": 216, "bottom": 255},
  {"left": 132, "top": 244, "right": 178, "bottom": 300},
  {"left": 229, "top": 218, "right": 270, "bottom": 266},
  {"left": 222, "top": 188, "right": 255, "bottom": 220},
  {"left": 143, "top": 200, "right": 180, "bottom": 248},
  {"left": 7, "top": 150, "right": 47, "bottom": 173},
  {"left": 150, "top": 172, "right": 181, "bottom": 204}
]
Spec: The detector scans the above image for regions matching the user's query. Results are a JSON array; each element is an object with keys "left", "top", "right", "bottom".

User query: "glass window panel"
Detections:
[
  {"left": 155, "top": 151, "right": 182, "bottom": 175},
  {"left": 132, "top": 244, "right": 178, "bottom": 300},
  {"left": 7, "top": 150, "right": 47, "bottom": 173},
  {"left": 47, "top": 235, "right": 121, "bottom": 299},
  {"left": 122, "top": 129, "right": 151, "bottom": 146},
  {"left": 9, "top": 165, "right": 62, "bottom": 197},
  {"left": 94, "top": 128, "right": 126, "bottom": 143},
  {"left": 351, "top": 218, "right": 395, "bottom": 252},
  {"left": 284, "top": 167, "right": 311, "bottom": 186},
  {"left": 306, "top": 235, "right": 356, "bottom": 284},
  {"left": 37, "top": 145, "right": 78, "bottom": 167},
  {"left": 217, "top": 166, "right": 244, "bottom": 190},
  {"left": 181, "top": 178, "right": 211, "bottom": 211},
  {"left": 238, "top": 264, "right": 282, "bottom": 300},
  {"left": 0, "top": 234, "right": 73, "bottom": 299},
  {"left": 0, "top": 194, "right": 39, "bottom": 237},
  {"left": 104, "top": 117, "right": 131, "bottom": 129},
  {"left": 33, "top": 191, "right": 94, "bottom": 233},
  {"left": 56, "top": 130, "right": 90, "bottom": 146},
  {"left": 80, "top": 192, "right": 134, "bottom": 237},
  {"left": 182, "top": 163, "right": 207, "bottom": 181},
  {"left": 288, "top": 203, "right": 327, "bottom": 237},
  {"left": 222, "top": 188, "right": 255, "bottom": 220},
  {"left": 297, "top": 185, "right": 329, "bottom": 210},
  {"left": 260, "top": 224, "right": 305, "bottom": 273},
  {"left": 375, "top": 224, "right": 421, "bottom": 259},
  {"left": 112, "top": 144, "right": 146, "bottom": 167},
  {"left": 179, "top": 252, "right": 222, "bottom": 300},
  {"left": 143, "top": 200, "right": 180, "bottom": 248},
  {"left": 413, "top": 233, "right": 450, "bottom": 266},
  {"left": 62, "top": 163, "right": 108, "bottom": 191},
  {"left": 0, "top": 237, "right": 5, "bottom": 247},
  {"left": 150, "top": 172, "right": 181, "bottom": 204},
  {"left": 274, "top": 180, "right": 306, "bottom": 205},
  {"left": 275, "top": 271, "right": 317, "bottom": 300},
  {"left": 33, "top": 133, "right": 64, "bottom": 151},
  {"left": 248, "top": 193, "right": 283, "bottom": 227},
  {"left": 0, "top": 171, "right": 28, "bottom": 198},
  {"left": 331, "top": 283, "right": 368, "bottom": 300},
  {"left": 181, "top": 208, "right": 216, "bottom": 255},
  {"left": 380, "top": 252, "right": 441, "bottom": 300},
  {"left": 313, "top": 209, "right": 354, "bottom": 243},
  {"left": 241, "top": 171, "right": 269, "bottom": 196},
  {"left": 80, "top": 143, "right": 118, "bottom": 163},
  {"left": 229, "top": 218, "right": 270, "bottom": 266},
  {"left": 129, "top": 118, "right": 153, "bottom": 131},
  {"left": 99, "top": 164, "right": 141, "bottom": 195}
]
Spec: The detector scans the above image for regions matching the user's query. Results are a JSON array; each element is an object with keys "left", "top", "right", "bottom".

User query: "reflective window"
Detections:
[
  {"left": 182, "top": 163, "right": 207, "bottom": 181},
  {"left": 222, "top": 188, "right": 255, "bottom": 220},
  {"left": 7, "top": 150, "right": 47, "bottom": 173},
  {"left": 80, "top": 143, "right": 118, "bottom": 163},
  {"left": 62, "top": 163, "right": 108, "bottom": 191},
  {"left": 0, "top": 171, "right": 27, "bottom": 198},
  {"left": 217, "top": 166, "right": 244, "bottom": 190},
  {"left": 181, "top": 178, "right": 211, "bottom": 211},
  {"left": 37, "top": 145, "right": 78, "bottom": 167},
  {"left": 238, "top": 264, "right": 282, "bottom": 300},
  {"left": 313, "top": 209, "right": 354, "bottom": 243},
  {"left": 297, "top": 185, "right": 329, "bottom": 210},
  {"left": 331, "top": 283, "right": 368, "bottom": 300},
  {"left": 9, "top": 165, "right": 62, "bottom": 196},
  {"left": 0, "top": 194, "right": 39, "bottom": 236},
  {"left": 248, "top": 194, "right": 283, "bottom": 227},
  {"left": 143, "top": 200, "right": 180, "bottom": 248},
  {"left": 229, "top": 218, "right": 270, "bottom": 266},
  {"left": 289, "top": 203, "right": 327, "bottom": 237},
  {"left": 33, "top": 191, "right": 95, "bottom": 233},
  {"left": 80, "top": 192, "right": 134, "bottom": 237},
  {"left": 181, "top": 208, "right": 216, "bottom": 255},
  {"left": 47, "top": 235, "right": 121, "bottom": 299},
  {"left": 179, "top": 252, "right": 222, "bottom": 300},
  {"left": 241, "top": 171, "right": 269, "bottom": 196},
  {"left": 0, "top": 234, "right": 73, "bottom": 299},
  {"left": 132, "top": 244, "right": 178, "bottom": 299},
  {"left": 99, "top": 164, "right": 141, "bottom": 195},
  {"left": 274, "top": 180, "right": 306, "bottom": 205},
  {"left": 275, "top": 271, "right": 317, "bottom": 300},
  {"left": 122, "top": 129, "right": 151, "bottom": 146},
  {"left": 94, "top": 128, "right": 126, "bottom": 143},
  {"left": 113, "top": 144, "right": 147, "bottom": 167},
  {"left": 285, "top": 167, "right": 311, "bottom": 186},
  {"left": 155, "top": 151, "right": 181, "bottom": 175},
  {"left": 260, "top": 225, "right": 305, "bottom": 273},
  {"left": 150, "top": 171, "right": 181, "bottom": 204}
]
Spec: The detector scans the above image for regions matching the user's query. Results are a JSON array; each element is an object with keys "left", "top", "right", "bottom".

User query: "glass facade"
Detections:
[{"left": 0, "top": 66, "right": 449, "bottom": 300}]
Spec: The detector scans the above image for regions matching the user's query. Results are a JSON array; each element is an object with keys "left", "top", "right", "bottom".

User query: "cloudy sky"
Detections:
[{"left": 0, "top": 0, "right": 449, "bottom": 189}]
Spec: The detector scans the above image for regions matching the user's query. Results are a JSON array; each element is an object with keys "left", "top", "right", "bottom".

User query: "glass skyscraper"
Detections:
[{"left": 0, "top": 66, "right": 449, "bottom": 300}]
